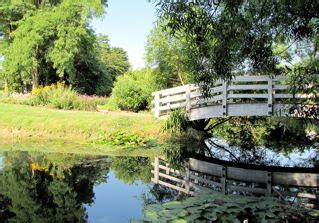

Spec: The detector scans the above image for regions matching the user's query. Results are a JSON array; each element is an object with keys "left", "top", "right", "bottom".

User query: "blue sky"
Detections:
[{"left": 92, "top": 0, "right": 157, "bottom": 70}]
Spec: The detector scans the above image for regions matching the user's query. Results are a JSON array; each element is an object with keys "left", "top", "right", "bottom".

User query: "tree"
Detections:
[
  {"left": 98, "top": 35, "right": 130, "bottom": 81},
  {"left": 1, "top": 1, "right": 112, "bottom": 94},
  {"left": 0, "top": 151, "right": 110, "bottom": 222},
  {"left": 154, "top": 1, "right": 319, "bottom": 96},
  {"left": 145, "top": 22, "right": 194, "bottom": 88}
]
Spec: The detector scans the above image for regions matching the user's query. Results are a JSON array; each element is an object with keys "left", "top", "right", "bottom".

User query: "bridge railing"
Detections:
[
  {"left": 152, "top": 75, "right": 311, "bottom": 119},
  {"left": 152, "top": 157, "right": 319, "bottom": 208}
]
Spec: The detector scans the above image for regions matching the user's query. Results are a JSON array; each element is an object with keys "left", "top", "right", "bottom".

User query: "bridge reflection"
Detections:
[{"left": 151, "top": 157, "right": 319, "bottom": 209}]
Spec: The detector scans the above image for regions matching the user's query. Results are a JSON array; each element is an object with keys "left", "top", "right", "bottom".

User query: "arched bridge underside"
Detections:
[{"left": 152, "top": 75, "right": 316, "bottom": 121}]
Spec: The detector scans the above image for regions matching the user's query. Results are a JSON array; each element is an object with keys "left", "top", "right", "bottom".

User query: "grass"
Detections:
[{"left": 0, "top": 103, "right": 166, "bottom": 155}]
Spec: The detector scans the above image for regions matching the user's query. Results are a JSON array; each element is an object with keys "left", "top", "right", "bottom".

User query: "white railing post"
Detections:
[
  {"left": 266, "top": 172, "right": 272, "bottom": 196},
  {"left": 268, "top": 77, "right": 273, "bottom": 115},
  {"left": 185, "top": 162, "right": 190, "bottom": 194},
  {"left": 222, "top": 81, "right": 228, "bottom": 116},
  {"left": 154, "top": 93, "right": 160, "bottom": 119},
  {"left": 185, "top": 85, "right": 191, "bottom": 115},
  {"left": 221, "top": 166, "right": 227, "bottom": 194},
  {"left": 154, "top": 157, "right": 159, "bottom": 184}
]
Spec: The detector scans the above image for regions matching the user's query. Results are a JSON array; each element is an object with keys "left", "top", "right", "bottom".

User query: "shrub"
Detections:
[
  {"left": 2, "top": 83, "right": 110, "bottom": 111},
  {"left": 162, "top": 109, "right": 189, "bottom": 135},
  {"left": 0, "top": 93, "right": 33, "bottom": 105},
  {"left": 50, "top": 87, "right": 77, "bottom": 110},
  {"left": 72, "top": 95, "right": 109, "bottom": 111},
  {"left": 31, "top": 85, "right": 55, "bottom": 105},
  {"left": 32, "top": 83, "right": 77, "bottom": 109},
  {"left": 111, "top": 69, "right": 157, "bottom": 112}
]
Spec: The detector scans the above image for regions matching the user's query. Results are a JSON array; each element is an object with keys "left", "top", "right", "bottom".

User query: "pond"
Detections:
[
  {"left": 0, "top": 150, "right": 317, "bottom": 222},
  {"left": 0, "top": 151, "right": 177, "bottom": 223}
]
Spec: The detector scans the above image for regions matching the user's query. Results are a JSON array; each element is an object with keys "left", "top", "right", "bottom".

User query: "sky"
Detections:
[{"left": 91, "top": 0, "right": 158, "bottom": 70}]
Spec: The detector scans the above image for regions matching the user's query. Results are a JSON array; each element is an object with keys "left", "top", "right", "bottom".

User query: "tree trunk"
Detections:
[
  {"left": 4, "top": 79, "right": 8, "bottom": 93},
  {"left": 32, "top": 45, "right": 39, "bottom": 90},
  {"left": 176, "top": 64, "right": 185, "bottom": 85},
  {"left": 32, "top": 70, "right": 39, "bottom": 90}
]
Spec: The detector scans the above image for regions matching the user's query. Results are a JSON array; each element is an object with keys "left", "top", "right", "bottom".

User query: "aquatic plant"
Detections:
[{"left": 134, "top": 189, "right": 310, "bottom": 222}]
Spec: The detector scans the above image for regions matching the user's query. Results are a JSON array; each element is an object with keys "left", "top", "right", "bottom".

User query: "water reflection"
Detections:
[
  {"left": 0, "top": 151, "right": 174, "bottom": 223},
  {"left": 0, "top": 150, "right": 317, "bottom": 222},
  {"left": 145, "top": 156, "right": 319, "bottom": 222},
  {"left": 206, "top": 137, "right": 319, "bottom": 167}
]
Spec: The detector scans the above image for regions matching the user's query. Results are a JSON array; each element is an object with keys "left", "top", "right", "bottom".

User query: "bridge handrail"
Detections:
[
  {"left": 152, "top": 75, "right": 313, "bottom": 119},
  {"left": 152, "top": 157, "right": 319, "bottom": 207}
]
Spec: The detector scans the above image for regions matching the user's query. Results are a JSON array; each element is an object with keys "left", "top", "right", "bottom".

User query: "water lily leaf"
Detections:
[
  {"left": 203, "top": 211, "right": 218, "bottom": 221},
  {"left": 225, "top": 207, "right": 241, "bottom": 214},
  {"left": 185, "top": 197, "right": 205, "bottom": 206},
  {"left": 309, "top": 210, "right": 319, "bottom": 217},
  {"left": 158, "top": 209, "right": 189, "bottom": 219},
  {"left": 178, "top": 210, "right": 189, "bottom": 217},
  {"left": 162, "top": 201, "right": 187, "bottom": 209},
  {"left": 147, "top": 204, "right": 163, "bottom": 212},
  {"left": 186, "top": 213, "right": 202, "bottom": 221},
  {"left": 186, "top": 206, "right": 204, "bottom": 214},
  {"left": 214, "top": 199, "right": 226, "bottom": 205},
  {"left": 265, "top": 211, "right": 276, "bottom": 218},
  {"left": 171, "top": 218, "right": 187, "bottom": 223},
  {"left": 145, "top": 210, "right": 159, "bottom": 220},
  {"left": 203, "top": 203, "right": 219, "bottom": 208}
]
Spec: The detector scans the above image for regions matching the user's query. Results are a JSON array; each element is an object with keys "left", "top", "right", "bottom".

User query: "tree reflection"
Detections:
[
  {"left": 110, "top": 156, "right": 152, "bottom": 184},
  {"left": 0, "top": 151, "right": 110, "bottom": 223}
]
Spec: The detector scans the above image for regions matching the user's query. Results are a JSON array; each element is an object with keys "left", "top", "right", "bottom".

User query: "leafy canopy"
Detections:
[
  {"left": 145, "top": 22, "right": 194, "bottom": 88},
  {"left": 0, "top": 0, "right": 120, "bottom": 95},
  {"left": 154, "top": 0, "right": 319, "bottom": 94}
]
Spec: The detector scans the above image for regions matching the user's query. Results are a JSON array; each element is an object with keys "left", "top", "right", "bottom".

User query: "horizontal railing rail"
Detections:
[
  {"left": 152, "top": 75, "right": 315, "bottom": 120},
  {"left": 152, "top": 157, "right": 319, "bottom": 208}
]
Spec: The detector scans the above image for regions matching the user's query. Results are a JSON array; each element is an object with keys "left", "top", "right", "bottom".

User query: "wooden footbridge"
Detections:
[
  {"left": 152, "top": 157, "right": 319, "bottom": 209},
  {"left": 152, "top": 75, "right": 314, "bottom": 120}
]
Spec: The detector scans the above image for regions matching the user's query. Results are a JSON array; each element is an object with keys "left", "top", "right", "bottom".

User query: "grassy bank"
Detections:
[{"left": 0, "top": 103, "right": 165, "bottom": 155}]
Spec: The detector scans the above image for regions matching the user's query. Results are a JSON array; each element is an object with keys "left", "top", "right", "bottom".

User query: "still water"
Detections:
[
  {"left": 0, "top": 150, "right": 317, "bottom": 222},
  {"left": 0, "top": 152, "right": 176, "bottom": 223}
]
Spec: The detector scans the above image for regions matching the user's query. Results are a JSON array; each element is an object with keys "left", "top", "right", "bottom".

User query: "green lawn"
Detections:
[{"left": 0, "top": 103, "right": 165, "bottom": 155}]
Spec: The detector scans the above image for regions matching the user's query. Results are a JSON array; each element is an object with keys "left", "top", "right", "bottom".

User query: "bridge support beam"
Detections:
[
  {"left": 268, "top": 77, "right": 273, "bottom": 115},
  {"left": 154, "top": 93, "right": 160, "bottom": 119},
  {"left": 222, "top": 82, "right": 228, "bottom": 116}
]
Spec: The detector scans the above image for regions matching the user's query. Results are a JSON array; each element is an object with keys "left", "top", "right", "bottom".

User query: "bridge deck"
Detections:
[{"left": 152, "top": 75, "right": 313, "bottom": 120}]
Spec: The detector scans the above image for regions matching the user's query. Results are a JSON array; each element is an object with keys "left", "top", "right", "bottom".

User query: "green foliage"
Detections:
[
  {"left": 162, "top": 109, "right": 188, "bottom": 135},
  {"left": 0, "top": 1, "right": 112, "bottom": 95},
  {"left": 48, "top": 85, "right": 77, "bottom": 110},
  {"left": 163, "top": 128, "right": 206, "bottom": 169},
  {"left": 137, "top": 190, "right": 308, "bottom": 222},
  {"left": 111, "top": 156, "right": 152, "bottom": 184},
  {"left": 0, "top": 83, "right": 110, "bottom": 111},
  {"left": 212, "top": 117, "right": 318, "bottom": 153},
  {"left": 72, "top": 95, "right": 109, "bottom": 111},
  {"left": 111, "top": 69, "right": 157, "bottom": 112},
  {"left": 0, "top": 151, "right": 110, "bottom": 222},
  {"left": 31, "top": 83, "right": 76, "bottom": 109},
  {"left": 154, "top": 1, "right": 319, "bottom": 96},
  {"left": 145, "top": 23, "right": 194, "bottom": 88},
  {"left": 97, "top": 131, "right": 147, "bottom": 147},
  {"left": 98, "top": 35, "right": 130, "bottom": 81},
  {"left": 285, "top": 63, "right": 318, "bottom": 119}
]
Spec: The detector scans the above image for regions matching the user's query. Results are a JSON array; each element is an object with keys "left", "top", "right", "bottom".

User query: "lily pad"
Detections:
[
  {"left": 203, "top": 211, "right": 218, "bottom": 221},
  {"left": 162, "top": 201, "right": 187, "bottom": 209},
  {"left": 145, "top": 210, "right": 159, "bottom": 220},
  {"left": 309, "top": 210, "right": 319, "bottom": 217}
]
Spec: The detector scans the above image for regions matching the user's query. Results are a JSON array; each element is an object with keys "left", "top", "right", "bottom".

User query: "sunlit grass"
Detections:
[{"left": 0, "top": 103, "right": 165, "bottom": 154}]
